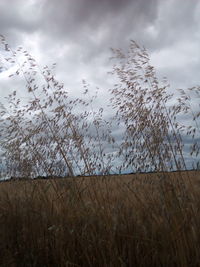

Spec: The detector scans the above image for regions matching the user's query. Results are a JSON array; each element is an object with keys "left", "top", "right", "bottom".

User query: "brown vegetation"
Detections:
[
  {"left": 0, "top": 36, "right": 199, "bottom": 266},
  {"left": 0, "top": 171, "right": 199, "bottom": 266}
]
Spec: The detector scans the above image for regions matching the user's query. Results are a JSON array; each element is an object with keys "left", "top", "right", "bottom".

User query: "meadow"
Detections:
[
  {"left": 0, "top": 170, "right": 199, "bottom": 266},
  {"left": 0, "top": 36, "right": 200, "bottom": 266}
]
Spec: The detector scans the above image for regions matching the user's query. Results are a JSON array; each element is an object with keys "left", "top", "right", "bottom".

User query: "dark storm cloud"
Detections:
[
  {"left": 0, "top": 0, "right": 199, "bottom": 99},
  {"left": 0, "top": 0, "right": 199, "bottom": 111},
  {"left": 35, "top": 0, "right": 159, "bottom": 61},
  {"left": 36, "top": 0, "right": 200, "bottom": 60},
  {"left": 0, "top": 0, "right": 199, "bottom": 56},
  {"left": 42, "top": 0, "right": 159, "bottom": 37}
]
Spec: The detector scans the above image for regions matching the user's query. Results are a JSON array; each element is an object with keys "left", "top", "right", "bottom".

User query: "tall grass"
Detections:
[
  {"left": 0, "top": 35, "right": 200, "bottom": 266},
  {"left": 0, "top": 36, "right": 199, "bottom": 177},
  {"left": 109, "top": 41, "right": 199, "bottom": 173},
  {"left": 0, "top": 35, "right": 116, "bottom": 178},
  {"left": 0, "top": 172, "right": 200, "bottom": 266}
]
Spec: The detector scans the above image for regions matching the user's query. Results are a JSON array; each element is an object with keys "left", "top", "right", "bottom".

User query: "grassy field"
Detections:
[
  {"left": 0, "top": 170, "right": 200, "bottom": 266},
  {"left": 0, "top": 36, "right": 199, "bottom": 266}
]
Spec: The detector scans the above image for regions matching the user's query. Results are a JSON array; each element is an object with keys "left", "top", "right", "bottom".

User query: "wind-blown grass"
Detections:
[
  {"left": 0, "top": 36, "right": 200, "bottom": 266},
  {"left": 0, "top": 38, "right": 199, "bottom": 177}
]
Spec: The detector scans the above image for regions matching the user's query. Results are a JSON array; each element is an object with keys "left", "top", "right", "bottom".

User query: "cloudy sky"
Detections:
[
  {"left": 0, "top": 0, "right": 200, "bottom": 94},
  {"left": 0, "top": 0, "right": 199, "bottom": 172}
]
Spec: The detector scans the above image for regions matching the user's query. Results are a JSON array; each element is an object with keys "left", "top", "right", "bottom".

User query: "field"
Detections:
[
  {"left": 0, "top": 37, "right": 200, "bottom": 266},
  {"left": 0, "top": 170, "right": 200, "bottom": 266}
]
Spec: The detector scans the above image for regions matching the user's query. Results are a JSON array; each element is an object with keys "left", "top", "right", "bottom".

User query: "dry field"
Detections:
[
  {"left": 0, "top": 36, "right": 199, "bottom": 266},
  {"left": 0, "top": 170, "right": 200, "bottom": 266}
]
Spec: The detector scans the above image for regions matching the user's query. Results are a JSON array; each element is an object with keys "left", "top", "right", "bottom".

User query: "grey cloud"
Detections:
[
  {"left": 150, "top": 0, "right": 200, "bottom": 47},
  {"left": 42, "top": 0, "right": 159, "bottom": 34},
  {"left": 36, "top": 0, "right": 159, "bottom": 60},
  {"left": 0, "top": 0, "right": 43, "bottom": 47},
  {"left": 0, "top": 0, "right": 199, "bottom": 172}
]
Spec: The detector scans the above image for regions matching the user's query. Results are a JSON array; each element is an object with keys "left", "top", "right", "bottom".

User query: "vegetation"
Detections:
[
  {"left": 0, "top": 35, "right": 199, "bottom": 266},
  {"left": 0, "top": 171, "right": 200, "bottom": 266}
]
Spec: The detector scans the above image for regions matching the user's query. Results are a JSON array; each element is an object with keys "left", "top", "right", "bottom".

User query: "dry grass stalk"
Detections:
[{"left": 0, "top": 36, "right": 199, "bottom": 266}]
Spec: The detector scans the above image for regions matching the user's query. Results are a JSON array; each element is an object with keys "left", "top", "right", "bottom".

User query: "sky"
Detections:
[
  {"left": 0, "top": 0, "right": 200, "bottom": 173},
  {"left": 0, "top": 0, "right": 200, "bottom": 92}
]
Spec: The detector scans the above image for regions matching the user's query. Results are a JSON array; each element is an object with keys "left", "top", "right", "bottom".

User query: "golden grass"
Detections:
[
  {"left": 0, "top": 36, "right": 199, "bottom": 266},
  {"left": 0, "top": 171, "right": 200, "bottom": 266}
]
